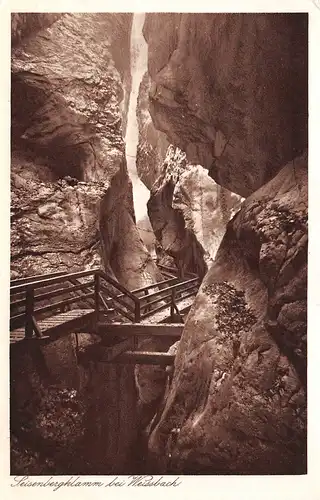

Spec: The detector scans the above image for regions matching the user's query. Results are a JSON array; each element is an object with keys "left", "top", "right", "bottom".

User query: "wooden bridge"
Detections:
[{"left": 10, "top": 266, "right": 200, "bottom": 366}]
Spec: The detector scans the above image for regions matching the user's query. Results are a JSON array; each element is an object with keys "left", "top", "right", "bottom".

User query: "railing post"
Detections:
[
  {"left": 144, "top": 289, "right": 150, "bottom": 313},
  {"left": 94, "top": 272, "right": 100, "bottom": 328},
  {"left": 170, "top": 289, "right": 176, "bottom": 321},
  {"left": 25, "top": 287, "right": 34, "bottom": 338},
  {"left": 134, "top": 300, "right": 141, "bottom": 323}
]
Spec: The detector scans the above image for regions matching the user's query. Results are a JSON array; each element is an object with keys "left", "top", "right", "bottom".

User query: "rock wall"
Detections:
[
  {"left": 11, "top": 13, "right": 158, "bottom": 290},
  {"left": 11, "top": 334, "right": 138, "bottom": 475},
  {"left": 149, "top": 153, "right": 307, "bottom": 474},
  {"left": 10, "top": 13, "right": 162, "bottom": 475},
  {"left": 136, "top": 73, "right": 169, "bottom": 190},
  {"left": 143, "top": 13, "right": 308, "bottom": 474},
  {"left": 144, "top": 13, "right": 308, "bottom": 197}
]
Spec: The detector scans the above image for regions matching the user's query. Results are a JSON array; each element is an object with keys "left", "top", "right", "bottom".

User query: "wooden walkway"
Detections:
[
  {"left": 10, "top": 309, "right": 94, "bottom": 344},
  {"left": 10, "top": 267, "right": 200, "bottom": 365}
]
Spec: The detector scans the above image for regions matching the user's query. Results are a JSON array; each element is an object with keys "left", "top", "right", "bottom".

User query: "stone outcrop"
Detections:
[
  {"left": 148, "top": 154, "right": 307, "bottom": 474},
  {"left": 147, "top": 146, "right": 242, "bottom": 277},
  {"left": 144, "top": 13, "right": 308, "bottom": 197},
  {"left": 11, "top": 13, "right": 63, "bottom": 45},
  {"left": 136, "top": 73, "right": 169, "bottom": 189}
]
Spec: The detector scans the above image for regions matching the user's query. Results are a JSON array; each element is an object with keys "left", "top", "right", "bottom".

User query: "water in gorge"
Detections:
[{"left": 125, "top": 13, "right": 150, "bottom": 224}]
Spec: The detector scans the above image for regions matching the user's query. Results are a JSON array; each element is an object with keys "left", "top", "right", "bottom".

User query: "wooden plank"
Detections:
[
  {"left": 68, "top": 277, "right": 95, "bottom": 308},
  {"left": 99, "top": 292, "right": 110, "bottom": 310},
  {"left": 10, "top": 297, "right": 26, "bottom": 309},
  {"left": 10, "top": 328, "right": 25, "bottom": 344},
  {"left": 160, "top": 269, "right": 177, "bottom": 279},
  {"left": 38, "top": 309, "right": 95, "bottom": 336},
  {"left": 37, "top": 280, "right": 95, "bottom": 302},
  {"left": 97, "top": 322, "right": 183, "bottom": 337},
  {"left": 177, "top": 282, "right": 199, "bottom": 296},
  {"left": 113, "top": 351, "right": 175, "bottom": 366},
  {"left": 158, "top": 264, "right": 198, "bottom": 279},
  {"left": 31, "top": 315, "right": 42, "bottom": 338},
  {"left": 10, "top": 309, "right": 94, "bottom": 342},
  {"left": 157, "top": 264, "right": 179, "bottom": 275}
]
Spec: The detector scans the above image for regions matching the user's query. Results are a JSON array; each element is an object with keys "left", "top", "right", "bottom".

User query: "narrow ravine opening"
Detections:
[{"left": 125, "top": 13, "right": 156, "bottom": 259}]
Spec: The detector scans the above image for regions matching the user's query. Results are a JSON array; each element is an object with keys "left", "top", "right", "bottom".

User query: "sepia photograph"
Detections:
[{"left": 9, "top": 10, "right": 308, "bottom": 478}]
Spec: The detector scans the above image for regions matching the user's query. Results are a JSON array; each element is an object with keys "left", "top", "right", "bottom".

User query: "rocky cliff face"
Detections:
[
  {"left": 149, "top": 153, "right": 307, "bottom": 474},
  {"left": 11, "top": 13, "right": 158, "bottom": 290},
  {"left": 144, "top": 13, "right": 307, "bottom": 197},
  {"left": 10, "top": 13, "right": 161, "bottom": 475},
  {"left": 143, "top": 13, "right": 308, "bottom": 474},
  {"left": 137, "top": 69, "right": 243, "bottom": 277},
  {"left": 136, "top": 73, "right": 169, "bottom": 190}
]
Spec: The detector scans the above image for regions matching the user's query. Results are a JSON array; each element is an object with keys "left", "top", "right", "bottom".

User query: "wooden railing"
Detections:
[
  {"left": 10, "top": 268, "right": 200, "bottom": 338},
  {"left": 10, "top": 269, "right": 97, "bottom": 336},
  {"left": 97, "top": 270, "right": 140, "bottom": 323},
  {"left": 136, "top": 277, "right": 199, "bottom": 321},
  {"left": 157, "top": 264, "right": 198, "bottom": 279}
]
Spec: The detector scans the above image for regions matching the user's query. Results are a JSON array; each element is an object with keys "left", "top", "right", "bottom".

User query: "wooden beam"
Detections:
[
  {"left": 11, "top": 269, "right": 98, "bottom": 294},
  {"left": 82, "top": 338, "right": 135, "bottom": 362},
  {"left": 113, "top": 350, "right": 175, "bottom": 366},
  {"left": 97, "top": 322, "right": 183, "bottom": 337},
  {"left": 11, "top": 270, "right": 69, "bottom": 287}
]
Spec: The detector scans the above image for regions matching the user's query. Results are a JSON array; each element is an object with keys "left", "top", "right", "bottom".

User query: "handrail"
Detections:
[
  {"left": 127, "top": 277, "right": 180, "bottom": 295},
  {"left": 140, "top": 293, "right": 171, "bottom": 312},
  {"left": 139, "top": 277, "right": 199, "bottom": 303},
  {"left": 100, "top": 283, "right": 136, "bottom": 313},
  {"left": 10, "top": 280, "right": 95, "bottom": 308},
  {"left": 141, "top": 300, "right": 177, "bottom": 320},
  {"left": 34, "top": 292, "right": 94, "bottom": 316},
  {"left": 139, "top": 277, "right": 199, "bottom": 320},
  {"left": 98, "top": 270, "right": 138, "bottom": 303},
  {"left": 11, "top": 270, "right": 69, "bottom": 287},
  {"left": 11, "top": 268, "right": 100, "bottom": 294},
  {"left": 158, "top": 264, "right": 197, "bottom": 278},
  {"left": 114, "top": 277, "right": 180, "bottom": 304},
  {"left": 10, "top": 267, "right": 200, "bottom": 336}
]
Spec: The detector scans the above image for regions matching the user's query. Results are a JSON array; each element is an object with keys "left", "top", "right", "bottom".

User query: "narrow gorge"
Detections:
[{"left": 10, "top": 12, "right": 307, "bottom": 476}]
